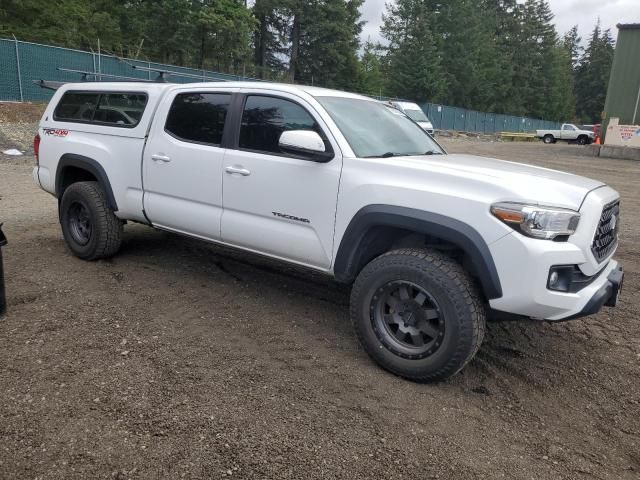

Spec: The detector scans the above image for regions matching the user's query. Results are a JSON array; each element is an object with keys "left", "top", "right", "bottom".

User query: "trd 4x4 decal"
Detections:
[{"left": 43, "top": 128, "right": 69, "bottom": 137}]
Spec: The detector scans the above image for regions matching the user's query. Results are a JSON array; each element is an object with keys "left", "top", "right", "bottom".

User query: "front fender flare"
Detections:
[{"left": 333, "top": 205, "right": 503, "bottom": 299}]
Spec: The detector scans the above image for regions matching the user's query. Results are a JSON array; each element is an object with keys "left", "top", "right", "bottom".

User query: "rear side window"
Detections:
[
  {"left": 94, "top": 93, "right": 147, "bottom": 126},
  {"left": 239, "top": 95, "right": 323, "bottom": 155},
  {"left": 53, "top": 91, "right": 148, "bottom": 127},
  {"left": 53, "top": 92, "right": 100, "bottom": 122},
  {"left": 165, "top": 93, "right": 231, "bottom": 145}
]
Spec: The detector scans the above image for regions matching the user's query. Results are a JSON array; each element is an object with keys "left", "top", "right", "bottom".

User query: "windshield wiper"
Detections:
[
  {"left": 363, "top": 152, "right": 409, "bottom": 158},
  {"left": 424, "top": 150, "right": 442, "bottom": 155}
]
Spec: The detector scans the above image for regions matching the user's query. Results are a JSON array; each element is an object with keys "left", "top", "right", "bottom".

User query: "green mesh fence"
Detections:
[{"left": 1, "top": 38, "right": 561, "bottom": 133}]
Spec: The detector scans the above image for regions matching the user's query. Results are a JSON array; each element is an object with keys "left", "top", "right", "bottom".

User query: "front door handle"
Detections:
[
  {"left": 225, "top": 165, "right": 251, "bottom": 176},
  {"left": 151, "top": 154, "right": 171, "bottom": 163}
]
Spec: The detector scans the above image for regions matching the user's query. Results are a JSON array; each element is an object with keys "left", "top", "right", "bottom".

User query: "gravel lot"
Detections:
[{"left": 1, "top": 119, "right": 639, "bottom": 479}]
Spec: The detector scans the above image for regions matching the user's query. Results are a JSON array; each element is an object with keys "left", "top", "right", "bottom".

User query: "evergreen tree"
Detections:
[
  {"left": 381, "top": 0, "right": 446, "bottom": 102},
  {"left": 562, "top": 25, "right": 583, "bottom": 71},
  {"left": 192, "top": 0, "right": 255, "bottom": 71},
  {"left": 252, "top": 0, "right": 288, "bottom": 78},
  {"left": 358, "top": 40, "right": 385, "bottom": 96},
  {"left": 0, "top": 0, "right": 614, "bottom": 122},
  {"left": 274, "top": 0, "right": 364, "bottom": 88},
  {"left": 430, "top": 0, "right": 501, "bottom": 111},
  {"left": 575, "top": 22, "right": 615, "bottom": 123}
]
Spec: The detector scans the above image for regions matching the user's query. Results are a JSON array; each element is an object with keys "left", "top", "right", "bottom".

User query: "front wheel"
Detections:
[
  {"left": 350, "top": 248, "right": 486, "bottom": 382},
  {"left": 59, "top": 181, "right": 123, "bottom": 260},
  {"left": 577, "top": 135, "right": 588, "bottom": 145}
]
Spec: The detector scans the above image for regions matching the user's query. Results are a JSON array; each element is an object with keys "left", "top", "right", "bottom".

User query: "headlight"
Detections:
[{"left": 491, "top": 202, "right": 580, "bottom": 240}]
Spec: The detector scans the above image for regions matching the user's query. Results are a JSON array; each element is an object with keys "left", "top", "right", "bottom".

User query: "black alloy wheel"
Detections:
[
  {"left": 67, "top": 201, "right": 92, "bottom": 246},
  {"left": 370, "top": 280, "right": 445, "bottom": 359}
]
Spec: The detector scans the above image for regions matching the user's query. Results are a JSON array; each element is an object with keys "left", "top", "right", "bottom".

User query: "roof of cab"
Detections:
[{"left": 60, "top": 81, "right": 372, "bottom": 101}]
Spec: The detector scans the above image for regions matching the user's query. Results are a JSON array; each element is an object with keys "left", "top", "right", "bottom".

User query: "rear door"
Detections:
[
  {"left": 143, "top": 88, "right": 236, "bottom": 239},
  {"left": 220, "top": 91, "right": 343, "bottom": 269}
]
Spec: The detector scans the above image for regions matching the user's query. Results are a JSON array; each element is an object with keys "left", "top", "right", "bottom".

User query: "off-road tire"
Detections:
[
  {"left": 350, "top": 248, "right": 486, "bottom": 382},
  {"left": 59, "top": 181, "right": 123, "bottom": 260},
  {"left": 543, "top": 134, "right": 555, "bottom": 144}
]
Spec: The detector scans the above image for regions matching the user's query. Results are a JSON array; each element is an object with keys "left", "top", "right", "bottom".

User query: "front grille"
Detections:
[{"left": 591, "top": 200, "right": 620, "bottom": 262}]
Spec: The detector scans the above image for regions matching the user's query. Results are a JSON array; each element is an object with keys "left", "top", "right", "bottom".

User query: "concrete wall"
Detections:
[{"left": 604, "top": 118, "right": 640, "bottom": 147}]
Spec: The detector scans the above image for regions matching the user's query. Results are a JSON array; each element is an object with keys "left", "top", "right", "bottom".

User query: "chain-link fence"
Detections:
[
  {"left": 1, "top": 37, "right": 560, "bottom": 134},
  {"left": 418, "top": 103, "right": 560, "bottom": 133}
]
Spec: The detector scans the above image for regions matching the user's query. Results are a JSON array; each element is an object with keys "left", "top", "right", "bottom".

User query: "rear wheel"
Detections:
[
  {"left": 350, "top": 248, "right": 486, "bottom": 382},
  {"left": 60, "top": 181, "right": 123, "bottom": 260},
  {"left": 543, "top": 134, "right": 555, "bottom": 144}
]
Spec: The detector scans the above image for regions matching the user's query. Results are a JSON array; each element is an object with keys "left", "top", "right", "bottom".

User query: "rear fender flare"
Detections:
[{"left": 55, "top": 154, "right": 118, "bottom": 211}]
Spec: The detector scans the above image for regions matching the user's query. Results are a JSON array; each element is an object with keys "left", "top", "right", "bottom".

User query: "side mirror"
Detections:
[{"left": 279, "top": 130, "right": 333, "bottom": 162}]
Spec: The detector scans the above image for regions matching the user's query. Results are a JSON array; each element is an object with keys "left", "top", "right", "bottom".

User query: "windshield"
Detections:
[
  {"left": 403, "top": 108, "right": 429, "bottom": 123},
  {"left": 317, "top": 97, "right": 443, "bottom": 158}
]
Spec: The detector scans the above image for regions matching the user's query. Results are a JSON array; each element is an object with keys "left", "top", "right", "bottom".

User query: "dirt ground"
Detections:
[{"left": 0, "top": 122, "right": 639, "bottom": 479}]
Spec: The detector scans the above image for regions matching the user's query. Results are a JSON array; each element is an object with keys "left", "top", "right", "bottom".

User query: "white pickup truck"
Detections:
[
  {"left": 33, "top": 81, "right": 623, "bottom": 382},
  {"left": 389, "top": 101, "right": 435, "bottom": 134},
  {"left": 536, "top": 123, "right": 596, "bottom": 145}
]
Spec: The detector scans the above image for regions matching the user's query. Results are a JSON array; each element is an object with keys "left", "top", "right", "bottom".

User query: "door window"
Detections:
[
  {"left": 165, "top": 93, "right": 231, "bottom": 145},
  {"left": 239, "top": 95, "right": 325, "bottom": 155}
]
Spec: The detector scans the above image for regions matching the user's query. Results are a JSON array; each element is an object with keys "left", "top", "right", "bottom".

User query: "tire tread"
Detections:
[
  {"left": 61, "top": 181, "right": 122, "bottom": 260},
  {"left": 350, "top": 248, "right": 486, "bottom": 382}
]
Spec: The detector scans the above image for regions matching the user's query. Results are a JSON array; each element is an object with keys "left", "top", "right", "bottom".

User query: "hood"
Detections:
[
  {"left": 398, "top": 153, "right": 605, "bottom": 209},
  {"left": 578, "top": 129, "right": 595, "bottom": 136}
]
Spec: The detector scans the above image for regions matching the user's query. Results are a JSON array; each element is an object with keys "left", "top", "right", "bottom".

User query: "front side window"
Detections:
[
  {"left": 317, "top": 96, "right": 443, "bottom": 158},
  {"left": 239, "top": 95, "right": 324, "bottom": 155},
  {"left": 53, "top": 91, "right": 147, "bottom": 127},
  {"left": 165, "top": 93, "right": 231, "bottom": 145}
]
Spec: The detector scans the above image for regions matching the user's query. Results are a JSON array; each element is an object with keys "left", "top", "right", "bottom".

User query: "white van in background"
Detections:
[{"left": 390, "top": 101, "right": 434, "bottom": 134}]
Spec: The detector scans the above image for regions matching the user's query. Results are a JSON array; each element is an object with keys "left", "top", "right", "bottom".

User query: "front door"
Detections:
[
  {"left": 143, "top": 89, "right": 234, "bottom": 240},
  {"left": 221, "top": 92, "right": 342, "bottom": 269}
]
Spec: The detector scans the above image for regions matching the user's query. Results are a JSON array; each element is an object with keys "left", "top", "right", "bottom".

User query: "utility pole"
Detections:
[
  {"left": 633, "top": 80, "right": 640, "bottom": 125},
  {"left": 12, "top": 35, "right": 23, "bottom": 102}
]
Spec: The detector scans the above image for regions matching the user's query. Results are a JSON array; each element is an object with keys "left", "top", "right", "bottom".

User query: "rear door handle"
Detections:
[
  {"left": 225, "top": 165, "right": 251, "bottom": 176},
  {"left": 151, "top": 154, "right": 171, "bottom": 163}
]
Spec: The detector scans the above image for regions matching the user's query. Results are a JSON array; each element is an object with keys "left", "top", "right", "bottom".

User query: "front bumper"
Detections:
[
  {"left": 565, "top": 266, "right": 623, "bottom": 319},
  {"left": 487, "top": 230, "right": 622, "bottom": 321}
]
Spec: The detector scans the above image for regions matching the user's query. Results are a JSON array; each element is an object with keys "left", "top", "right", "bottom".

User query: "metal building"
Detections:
[{"left": 603, "top": 23, "right": 640, "bottom": 126}]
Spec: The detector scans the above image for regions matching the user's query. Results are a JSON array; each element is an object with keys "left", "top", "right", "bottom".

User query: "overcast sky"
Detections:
[{"left": 360, "top": 0, "right": 640, "bottom": 45}]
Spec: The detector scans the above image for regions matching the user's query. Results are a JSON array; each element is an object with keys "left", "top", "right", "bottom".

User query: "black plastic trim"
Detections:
[
  {"left": 55, "top": 154, "right": 118, "bottom": 211},
  {"left": 564, "top": 266, "right": 623, "bottom": 320},
  {"left": 547, "top": 264, "right": 605, "bottom": 293},
  {"left": 333, "top": 205, "right": 503, "bottom": 299}
]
